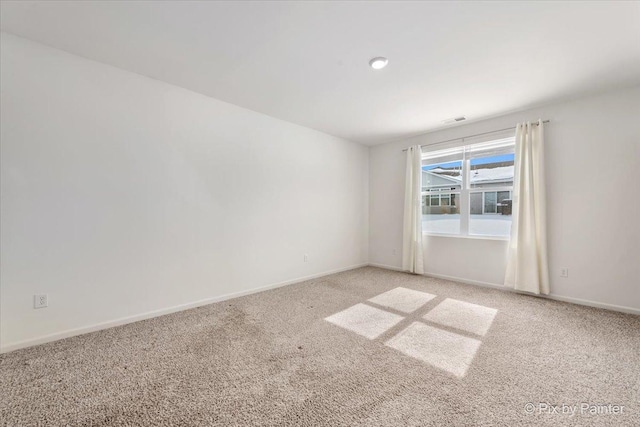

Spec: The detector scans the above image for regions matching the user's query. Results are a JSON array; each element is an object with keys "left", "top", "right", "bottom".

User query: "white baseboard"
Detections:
[
  {"left": 368, "top": 262, "right": 405, "bottom": 272},
  {"left": 543, "top": 293, "right": 639, "bottom": 316},
  {"left": 4, "top": 261, "right": 636, "bottom": 353},
  {"left": 420, "top": 271, "right": 508, "bottom": 291},
  {"left": 0, "top": 262, "right": 368, "bottom": 354},
  {"left": 370, "top": 265, "right": 640, "bottom": 316}
]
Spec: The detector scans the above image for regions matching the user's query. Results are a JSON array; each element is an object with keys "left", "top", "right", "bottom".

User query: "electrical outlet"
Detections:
[
  {"left": 34, "top": 294, "right": 48, "bottom": 309},
  {"left": 304, "top": 254, "right": 309, "bottom": 262},
  {"left": 560, "top": 268, "right": 569, "bottom": 278}
]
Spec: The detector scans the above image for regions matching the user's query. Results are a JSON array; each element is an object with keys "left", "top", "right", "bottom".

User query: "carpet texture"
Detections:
[{"left": 1, "top": 266, "right": 639, "bottom": 426}]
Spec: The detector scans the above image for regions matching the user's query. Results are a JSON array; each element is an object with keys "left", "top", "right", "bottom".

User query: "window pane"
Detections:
[
  {"left": 469, "top": 191, "right": 512, "bottom": 237},
  {"left": 484, "top": 192, "right": 497, "bottom": 213},
  {"left": 469, "top": 213, "right": 512, "bottom": 237},
  {"left": 422, "top": 161, "right": 463, "bottom": 191},
  {"left": 422, "top": 149, "right": 463, "bottom": 235},
  {"left": 470, "top": 192, "right": 482, "bottom": 215},
  {"left": 497, "top": 191, "right": 510, "bottom": 203},
  {"left": 422, "top": 147, "right": 463, "bottom": 192},
  {"left": 422, "top": 193, "right": 461, "bottom": 235},
  {"left": 469, "top": 151, "right": 514, "bottom": 189},
  {"left": 497, "top": 193, "right": 512, "bottom": 216}
]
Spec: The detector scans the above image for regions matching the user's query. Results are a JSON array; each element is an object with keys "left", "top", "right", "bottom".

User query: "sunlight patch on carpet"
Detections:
[
  {"left": 325, "top": 290, "right": 498, "bottom": 377},
  {"left": 423, "top": 298, "right": 497, "bottom": 336},
  {"left": 385, "top": 322, "right": 482, "bottom": 378},
  {"left": 324, "top": 303, "right": 404, "bottom": 339},
  {"left": 367, "top": 287, "right": 437, "bottom": 313}
]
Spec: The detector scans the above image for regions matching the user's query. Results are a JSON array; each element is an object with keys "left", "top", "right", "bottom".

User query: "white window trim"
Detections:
[{"left": 425, "top": 233, "right": 511, "bottom": 242}]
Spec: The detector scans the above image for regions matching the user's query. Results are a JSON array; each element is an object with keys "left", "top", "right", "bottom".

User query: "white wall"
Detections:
[
  {"left": 370, "top": 86, "right": 640, "bottom": 313},
  {"left": 0, "top": 33, "right": 369, "bottom": 351}
]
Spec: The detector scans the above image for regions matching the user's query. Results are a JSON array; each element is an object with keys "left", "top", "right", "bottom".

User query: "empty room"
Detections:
[{"left": 1, "top": 1, "right": 639, "bottom": 426}]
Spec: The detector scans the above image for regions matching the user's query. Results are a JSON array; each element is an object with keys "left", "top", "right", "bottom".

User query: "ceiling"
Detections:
[{"left": 1, "top": 1, "right": 639, "bottom": 145}]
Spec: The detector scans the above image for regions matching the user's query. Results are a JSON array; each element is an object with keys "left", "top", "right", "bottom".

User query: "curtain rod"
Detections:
[{"left": 401, "top": 120, "right": 550, "bottom": 152}]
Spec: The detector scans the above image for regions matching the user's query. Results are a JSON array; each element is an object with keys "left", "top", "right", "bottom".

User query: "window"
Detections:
[
  {"left": 484, "top": 192, "right": 498, "bottom": 214},
  {"left": 421, "top": 136, "right": 514, "bottom": 237}
]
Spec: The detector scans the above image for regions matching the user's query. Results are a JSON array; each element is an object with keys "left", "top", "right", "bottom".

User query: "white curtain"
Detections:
[
  {"left": 403, "top": 146, "right": 425, "bottom": 274},
  {"left": 504, "top": 120, "right": 550, "bottom": 294}
]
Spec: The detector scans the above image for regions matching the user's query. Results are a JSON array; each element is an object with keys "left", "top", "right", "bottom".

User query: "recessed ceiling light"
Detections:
[{"left": 369, "top": 57, "right": 388, "bottom": 70}]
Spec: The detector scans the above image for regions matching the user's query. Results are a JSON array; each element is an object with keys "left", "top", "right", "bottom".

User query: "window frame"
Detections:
[{"left": 421, "top": 136, "right": 515, "bottom": 239}]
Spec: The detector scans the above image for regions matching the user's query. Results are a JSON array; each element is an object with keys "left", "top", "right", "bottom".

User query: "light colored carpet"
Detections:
[
  {"left": 422, "top": 298, "right": 498, "bottom": 336},
  {"left": 367, "top": 287, "right": 436, "bottom": 313},
  {"left": 385, "top": 321, "right": 482, "bottom": 379},
  {"left": 1, "top": 266, "right": 639, "bottom": 426},
  {"left": 325, "top": 303, "right": 404, "bottom": 340}
]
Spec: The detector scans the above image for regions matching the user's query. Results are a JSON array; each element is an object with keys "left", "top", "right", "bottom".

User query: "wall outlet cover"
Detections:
[{"left": 34, "top": 294, "right": 48, "bottom": 309}]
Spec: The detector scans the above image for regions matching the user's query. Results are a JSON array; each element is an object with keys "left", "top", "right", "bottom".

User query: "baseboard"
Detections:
[
  {"left": 543, "top": 294, "right": 640, "bottom": 316},
  {"left": 368, "top": 262, "right": 405, "bottom": 272},
  {"left": 420, "top": 271, "right": 508, "bottom": 291},
  {"left": 4, "top": 261, "right": 635, "bottom": 353},
  {"left": 370, "top": 265, "right": 640, "bottom": 316},
  {"left": 0, "top": 262, "right": 369, "bottom": 354}
]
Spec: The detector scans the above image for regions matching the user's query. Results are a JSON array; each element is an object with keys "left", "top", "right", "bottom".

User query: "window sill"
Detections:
[{"left": 423, "top": 233, "right": 510, "bottom": 242}]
